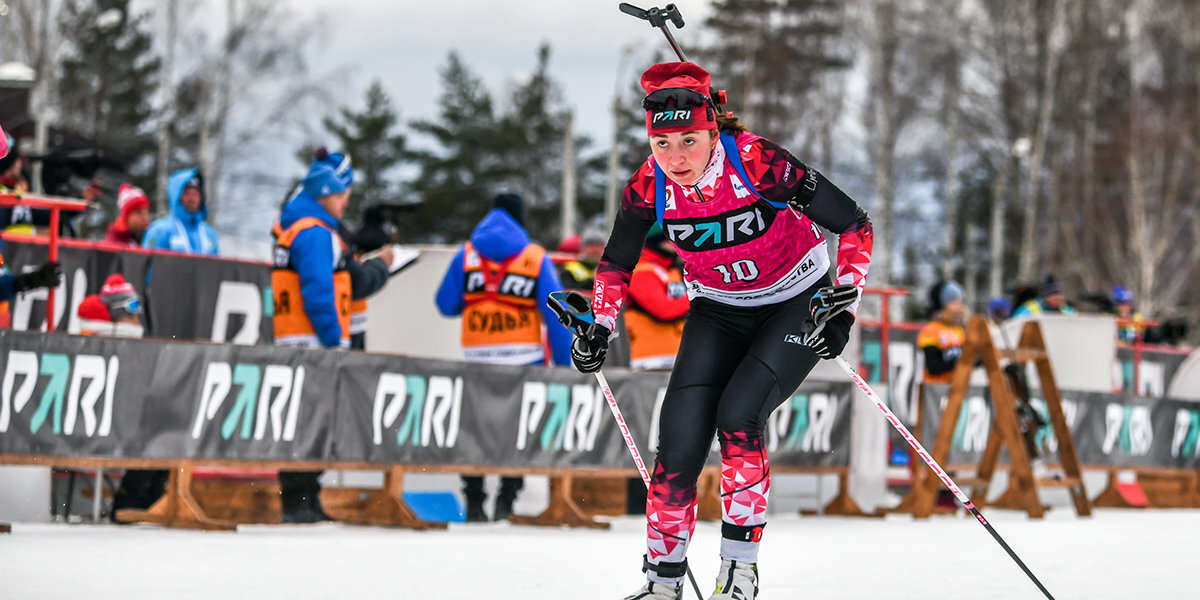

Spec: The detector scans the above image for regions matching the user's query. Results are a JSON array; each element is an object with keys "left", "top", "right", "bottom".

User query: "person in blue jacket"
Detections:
[
  {"left": 270, "top": 150, "right": 395, "bottom": 522},
  {"left": 435, "top": 193, "right": 573, "bottom": 521},
  {"left": 142, "top": 168, "right": 219, "bottom": 255}
]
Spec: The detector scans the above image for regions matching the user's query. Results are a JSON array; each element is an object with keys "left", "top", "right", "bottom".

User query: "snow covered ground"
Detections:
[{"left": 1, "top": 505, "right": 1194, "bottom": 599}]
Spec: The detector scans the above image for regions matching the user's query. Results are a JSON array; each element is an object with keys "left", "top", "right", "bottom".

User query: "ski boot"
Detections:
[
  {"left": 624, "top": 557, "right": 686, "bottom": 600},
  {"left": 623, "top": 582, "right": 683, "bottom": 600},
  {"left": 709, "top": 559, "right": 757, "bottom": 600}
]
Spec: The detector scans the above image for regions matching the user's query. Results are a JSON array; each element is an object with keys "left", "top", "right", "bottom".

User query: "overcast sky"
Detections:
[{"left": 294, "top": 0, "right": 714, "bottom": 145}]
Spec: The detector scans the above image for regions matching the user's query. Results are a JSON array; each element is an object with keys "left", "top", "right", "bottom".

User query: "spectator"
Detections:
[
  {"left": 270, "top": 150, "right": 370, "bottom": 522},
  {"left": 338, "top": 208, "right": 420, "bottom": 351},
  {"left": 1111, "top": 285, "right": 1151, "bottom": 344},
  {"left": 987, "top": 297, "right": 1012, "bottom": 325},
  {"left": 0, "top": 131, "right": 27, "bottom": 196},
  {"left": 918, "top": 281, "right": 966, "bottom": 384},
  {"left": 625, "top": 223, "right": 689, "bottom": 370},
  {"left": 75, "top": 274, "right": 160, "bottom": 520},
  {"left": 435, "top": 192, "right": 573, "bottom": 522},
  {"left": 0, "top": 132, "right": 33, "bottom": 233},
  {"left": 142, "top": 168, "right": 218, "bottom": 255},
  {"left": 1012, "top": 276, "right": 1076, "bottom": 318},
  {"left": 104, "top": 184, "right": 152, "bottom": 247},
  {"left": 77, "top": 273, "right": 144, "bottom": 337},
  {"left": 558, "top": 228, "right": 607, "bottom": 292}
]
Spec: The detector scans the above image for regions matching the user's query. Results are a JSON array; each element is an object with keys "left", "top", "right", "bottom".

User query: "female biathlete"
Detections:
[{"left": 569, "top": 62, "right": 874, "bottom": 600}]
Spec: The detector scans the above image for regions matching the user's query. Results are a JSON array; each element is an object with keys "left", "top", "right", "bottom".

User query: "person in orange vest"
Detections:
[
  {"left": 435, "top": 192, "right": 573, "bottom": 522},
  {"left": 918, "top": 281, "right": 966, "bottom": 384},
  {"left": 272, "top": 149, "right": 388, "bottom": 522},
  {"left": 625, "top": 224, "right": 689, "bottom": 371}
]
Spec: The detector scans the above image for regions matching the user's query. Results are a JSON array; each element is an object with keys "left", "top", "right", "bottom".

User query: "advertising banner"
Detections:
[
  {"left": 0, "top": 330, "right": 853, "bottom": 469},
  {"left": 3, "top": 240, "right": 271, "bottom": 344},
  {"left": 919, "top": 383, "right": 1200, "bottom": 470}
]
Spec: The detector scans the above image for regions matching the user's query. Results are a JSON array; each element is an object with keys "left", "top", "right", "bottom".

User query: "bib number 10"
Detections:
[{"left": 712, "top": 259, "right": 759, "bottom": 283}]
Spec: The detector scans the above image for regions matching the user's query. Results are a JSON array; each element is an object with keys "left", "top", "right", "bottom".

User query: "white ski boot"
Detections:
[
  {"left": 709, "top": 559, "right": 758, "bottom": 600},
  {"left": 623, "top": 581, "right": 683, "bottom": 600}
]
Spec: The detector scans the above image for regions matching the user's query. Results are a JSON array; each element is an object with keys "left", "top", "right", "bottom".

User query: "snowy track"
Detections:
[{"left": 0, "top": 508, "right": 1191, "bottom": 599}]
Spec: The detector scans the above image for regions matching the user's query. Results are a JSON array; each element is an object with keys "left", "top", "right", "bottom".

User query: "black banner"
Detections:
[
  {"left": 3, "top": 240, "right": 271, "bottom": 344},
  {"left": 0, "top": 330, "right": 853, "bottom": 469},
  {"left": 920, "top": 384, "right": 1200, "bottom": 470}
]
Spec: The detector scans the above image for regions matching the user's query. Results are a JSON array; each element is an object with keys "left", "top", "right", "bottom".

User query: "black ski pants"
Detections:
[{"left": 655, "top": 278, "right": 827, "bottom": 491}]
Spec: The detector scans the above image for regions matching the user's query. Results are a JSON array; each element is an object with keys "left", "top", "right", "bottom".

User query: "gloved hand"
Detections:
[
  {"left": 802, "top": 310, "right": 853, "bottom": 359},
  {"left": 13, "top": 262, "right": 62, "bottom": 293},
  {"left": 802, "top": 283, "right": 859, "bottom": 359},
  {"left": 570, "top": 324, "right": 611, "bottom": 373}
]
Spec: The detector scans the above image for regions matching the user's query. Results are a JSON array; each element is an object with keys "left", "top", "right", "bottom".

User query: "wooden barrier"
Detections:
[
  {"left": 1092, "top": 467, "right": 1200, "bottom": 509},
  {"left": 0, "top": 454, "right": 864, "bottom": 529},
  {"left": 890, "top": 317, "right": 1091, "bottom": 519}
]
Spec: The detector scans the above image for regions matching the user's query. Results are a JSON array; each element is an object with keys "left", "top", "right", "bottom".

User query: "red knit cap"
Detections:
[
  {"left": 640, "top": 62, "right": 718, "bottom": 135},
  {"left": 116, "top": 184, "right": 150, "bottom": 219}
]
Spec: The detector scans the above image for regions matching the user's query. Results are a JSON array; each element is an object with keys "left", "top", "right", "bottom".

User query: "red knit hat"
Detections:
[
  {"left": 116, "top": 184, "right": 151, "bottom": 219},
  {"left": 640, "top": 62, "right": 719, "bottom": 135},
  {"left": 100, "top": 273, "right": 140, "bottom": 320}
]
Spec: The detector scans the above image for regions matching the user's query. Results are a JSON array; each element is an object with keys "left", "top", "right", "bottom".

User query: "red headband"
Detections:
[{"left": 640, "top": 62, "right": 718, "bottom": 135}]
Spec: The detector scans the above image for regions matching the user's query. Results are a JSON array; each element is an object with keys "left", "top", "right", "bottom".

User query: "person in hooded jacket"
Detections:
[
  {"left": 435, "top": 193, "right": 573, "bottom": 522},
  {"left": 142, "top": 168, "right": 219, "bottom": 255}
]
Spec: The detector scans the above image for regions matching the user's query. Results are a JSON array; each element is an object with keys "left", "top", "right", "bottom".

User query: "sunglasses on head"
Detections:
[{"left": 642, "top": 87, "right": 714, "bottom": 112}]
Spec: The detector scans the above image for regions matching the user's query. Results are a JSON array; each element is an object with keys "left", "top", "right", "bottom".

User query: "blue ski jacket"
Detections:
[
  {"left": 143, "top": 168, "right": 220, "bottom": 255},
  {"left": 277, "top": 190, "right": 347, "bottom": 348}
]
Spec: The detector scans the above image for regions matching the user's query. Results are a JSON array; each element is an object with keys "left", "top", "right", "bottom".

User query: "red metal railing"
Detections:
[
  {"left": 858, "top": 287, "right": 910, "bottom": 383},
  {"left": 0, "top": 193, "right": 91, "bottom": 331}
]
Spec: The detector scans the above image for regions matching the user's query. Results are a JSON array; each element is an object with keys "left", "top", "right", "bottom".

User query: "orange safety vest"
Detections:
[
  {"left": 460, "top": 241, "right": 546, "bottom": 364},
  {"left": 349, "top": 297, "right": 368, "bottom": 336},
  {"left": 272, "top": 217, "right": 352, "bottom": 348},
  {"left": 917, "top": 319, "right": 965, "bottom": 384},
  {"left": 625, "top": 262, "right": 687, "bottom": 370}
]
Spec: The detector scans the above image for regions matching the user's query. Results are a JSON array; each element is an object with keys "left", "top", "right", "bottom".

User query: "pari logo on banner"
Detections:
[
  {"left": 1029, "top": 398, "right": 1079, "bottom": 455},
  {"left": 766, "top": 392, "right": 840, "bottom": 453},
  {"left": 516, "top": 382, "right": 604, "bottom": 452},
  {"left": 0, "top": 350, "right": 119, "bottom": 437},
  {"left": 1102, "top": 402, "right": 1153, "bottom": 456},
  {"left": 191, "top": 362, "right": 305, "bottom": 441},
  {"left": 372, "top": 373, "right": 462, "bottom": 448},
  {"left": 1171, "top": 408, "right": 1200, "bottom": 458},
  {"left": 950, "top": 395, "right": 991, "bottom": 454}
]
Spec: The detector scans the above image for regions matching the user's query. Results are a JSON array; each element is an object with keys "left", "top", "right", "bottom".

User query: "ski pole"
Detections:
[
  {"left": 547, "top": 291, "right": 704, "bottom": 600},
  {"left": 619, "top": 3, "right": 690, "bottom": 62},
  {"left": 832, "top": 356, "right": 1057, "bottom": 600}
]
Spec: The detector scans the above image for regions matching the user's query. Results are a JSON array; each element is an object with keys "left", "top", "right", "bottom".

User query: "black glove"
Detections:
[
  {"left": 802, "top": 310, "right": 853, "bottom": 359},
  {"left": 570, "top": 324, "right": 610, "bottom": 373},
  {"left": 13, "top": 262, "right": 62, "bottom": 293}
]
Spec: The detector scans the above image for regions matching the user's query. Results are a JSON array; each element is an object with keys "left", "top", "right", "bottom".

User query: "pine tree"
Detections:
[
  {"left": 320, "top": 80, "right": 407, "bottom": 224},
  {"left": 492, "top": 43, "right": 581, "bottom": 243},
  {"left": 406, "top": 52, "right": 503, "bottom": 243},
  {"left": 56, "top": 0, "right": 161, "bottom": 183},
  {"left": 699, "top": 0, "right": 849, "bottom": 145}
]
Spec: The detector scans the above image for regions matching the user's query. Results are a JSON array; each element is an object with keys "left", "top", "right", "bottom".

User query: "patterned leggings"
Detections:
[{"left": 644, "top": 283, "right": 824, "bottom": 582}]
